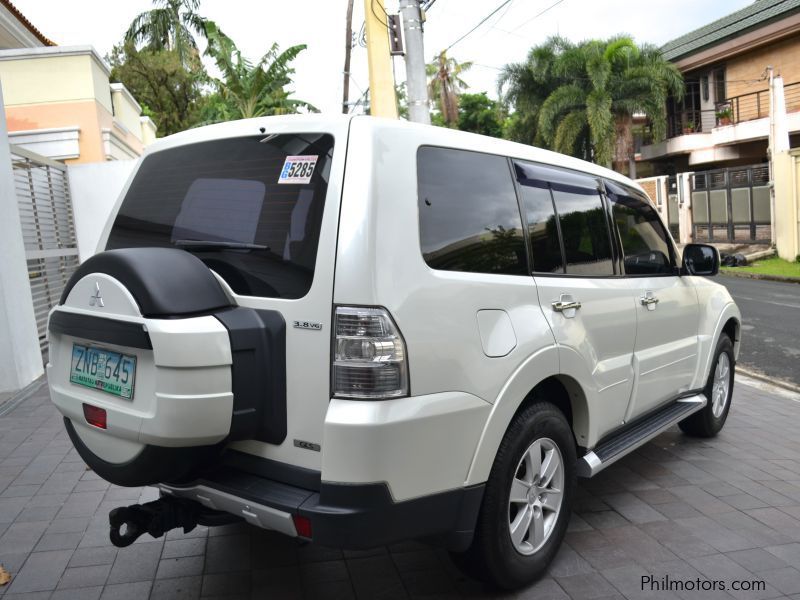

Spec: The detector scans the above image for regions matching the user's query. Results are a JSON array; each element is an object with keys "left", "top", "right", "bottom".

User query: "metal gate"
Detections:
[
  {"left": 691, "top": 164, "right": 771, "bottom": 243},
  {"left": 666, "top": 175, "right": 679, "bottom": 239},
  {"left": 11, "top": 145, "right": 79, "bottom": 359}
]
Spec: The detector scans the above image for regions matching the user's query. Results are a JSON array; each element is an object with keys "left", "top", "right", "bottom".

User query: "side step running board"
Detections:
[{"left": 577, "top": 393, "right": 706, "bottom": 478}]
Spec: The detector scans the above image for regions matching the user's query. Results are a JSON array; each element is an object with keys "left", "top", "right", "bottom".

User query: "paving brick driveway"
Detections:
[{"left": 2, "top": 379, "right": 800, "bottom": 600}]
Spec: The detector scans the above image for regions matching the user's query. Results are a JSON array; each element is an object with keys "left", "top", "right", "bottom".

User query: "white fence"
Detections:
[{"left": 11, "top": 145, "right": 80, "bottom": 357}]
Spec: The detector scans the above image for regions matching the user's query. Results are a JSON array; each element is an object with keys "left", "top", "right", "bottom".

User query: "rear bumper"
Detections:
[{"left": 160, "top": 462, "right": 484, "bottom": 550}]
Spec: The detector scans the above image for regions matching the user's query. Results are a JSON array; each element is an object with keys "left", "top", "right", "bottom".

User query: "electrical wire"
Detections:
[
  {"left": 443, "top": 0, "right": 514, "bottom": 52},
  {"left": 370, "top": 0, "right": 389, "bottom": 27},
  {"left": 511, "top": 0, "right": 567, "bottom": 32}
]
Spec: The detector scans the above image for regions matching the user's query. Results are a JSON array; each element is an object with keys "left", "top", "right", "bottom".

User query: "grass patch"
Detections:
[{"left": 721, "top": 256, "right": 800, "bottom": 278}]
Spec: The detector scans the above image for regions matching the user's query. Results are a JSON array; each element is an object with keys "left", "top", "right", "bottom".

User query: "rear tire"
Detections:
[
  {"left": 450, "top": 402, "right": 576, "bottom": 590},
  {"left": 679, "top": 334, "right": 734, "bottom": 438}
]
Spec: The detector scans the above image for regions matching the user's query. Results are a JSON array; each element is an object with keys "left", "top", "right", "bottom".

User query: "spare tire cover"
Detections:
[{"left": 51, "top": 248, "right": 234, "bottom": 487}]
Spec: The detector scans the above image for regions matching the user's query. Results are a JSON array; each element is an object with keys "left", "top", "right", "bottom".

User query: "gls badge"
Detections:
[{"left": 293, "top": 320, "right": 322, "bottom": 331}]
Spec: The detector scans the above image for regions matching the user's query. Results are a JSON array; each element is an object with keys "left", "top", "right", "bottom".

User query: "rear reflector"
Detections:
[
  {"left": 292, "top": 514, "right": 312, "bottom": 538},
  {"left": 83, "top": 404, "right": 107, "bottom": 429}
]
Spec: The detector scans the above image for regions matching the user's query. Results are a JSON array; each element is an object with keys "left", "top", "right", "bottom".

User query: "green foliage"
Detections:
[
  {"left": 457, "top": 92, "right": 504, "bottom": 138},
  {"left": 125, "top": 0, "right": 208, "bottom": 66},
  {"left": 395, "top": 82, "right": 408, "bottom": 120},
  {"left": 108, "top": 42, "right": 206, "bottom": 136},
  {"left": 201, "top": 21, "right": 316, "bottom": 122},
  {"left": 427, "top": 51, "right": 472, "bottom": 126},
  {"left": 499, "top": 35, "right": 684, "bottom": 169},
  {"left": 721, "top": 256, "right": 800, "bottom": 278}
]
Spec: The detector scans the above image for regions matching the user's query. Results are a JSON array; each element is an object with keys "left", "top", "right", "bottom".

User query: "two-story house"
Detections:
[
  {"left": 636, "top": 0, "right": 800, "bottom": 246},
  {"left": 640, "top": 0, "right": 800, "bottom": 174}
]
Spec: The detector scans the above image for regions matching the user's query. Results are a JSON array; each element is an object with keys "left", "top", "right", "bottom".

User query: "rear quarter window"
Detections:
[
  {"left": 417, "top": 146, "right": 527, "bottom": 276},
  {"left": 106, "top": 133, "right": 334, "bottom": 299}
]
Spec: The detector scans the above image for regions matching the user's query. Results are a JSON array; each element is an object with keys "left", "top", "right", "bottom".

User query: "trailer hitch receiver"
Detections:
[{"left": 109, "top": 495, "right": 237, "bottom": 547}]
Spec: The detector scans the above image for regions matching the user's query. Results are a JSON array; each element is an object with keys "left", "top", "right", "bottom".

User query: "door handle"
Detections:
[
  {"left": 552, "top": 300, "right": 582, "bottom": 312},
  {"left": 640, "top": 291, "right": 659, "bottom": 310},
  {"left": 552, "top": 293, "right": 581, "bottom": 315}
]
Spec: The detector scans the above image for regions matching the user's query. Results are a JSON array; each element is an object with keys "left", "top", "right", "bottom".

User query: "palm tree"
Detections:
[
  {"left": 427, "top": 51, "right": 472, "bottom": 126},
  {"left": 125, "top": 0, "right": 208, "bottom": 65},
  {"left": 202, "top": 22, "right": 316, "bottom": 120},
  {"left": 499, "top": 36, "right": 575, "bottom": 147},
  {"left": 500, "top": 36, "right": 684, "bottom": 172}
]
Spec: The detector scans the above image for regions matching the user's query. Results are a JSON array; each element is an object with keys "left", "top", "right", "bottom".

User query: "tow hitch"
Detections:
[{"left": 109, "top": 495, "right": 239, "bottom": 547}]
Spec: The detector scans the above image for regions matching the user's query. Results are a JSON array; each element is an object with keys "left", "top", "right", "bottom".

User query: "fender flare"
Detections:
[
  {"left": 465, "top": 345, "right": 578, "bottom": 487},
  {"left": 694, "top": 301, "right": 741, "bottom": 389}
]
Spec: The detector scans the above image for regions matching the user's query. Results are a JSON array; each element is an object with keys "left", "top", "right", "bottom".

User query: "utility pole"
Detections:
[
  {"left": 399, "top": 0, "right": 431, "bottom": 124},
  {"left": 768, "top": 65, "right": 776, "bottom": 245},
  {"left": 363, "top": 0, "right": 397, "bottom": 118},
  {"left": 342, "top": 0, "right": 355, "bottom": 113}
]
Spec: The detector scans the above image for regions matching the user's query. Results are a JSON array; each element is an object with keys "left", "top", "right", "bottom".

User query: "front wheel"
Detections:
[
  {"left": 451, "top": 402, "right": 576, "bottom": 589},
  {"left": 679, "top": 334, "right": 734, "bottom": 437}
]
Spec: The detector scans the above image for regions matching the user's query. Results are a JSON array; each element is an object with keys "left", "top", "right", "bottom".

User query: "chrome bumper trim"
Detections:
[{"left": 159, "top": 483, "right": 297, "bottom": 537}]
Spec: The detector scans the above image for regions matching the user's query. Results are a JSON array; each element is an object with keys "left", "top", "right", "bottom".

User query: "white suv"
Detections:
[{"left": 46, "top": 115, "right": 740, "bottom": 589}]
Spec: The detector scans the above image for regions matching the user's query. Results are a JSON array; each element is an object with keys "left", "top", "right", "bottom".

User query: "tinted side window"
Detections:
[
  {"left": 514, "top": 162, "right": 563, "bottom": 273},
  {"left": 418, "top": 147, "right": 527, "bottom": 275},
  {"left": 607, "top": 184, "right": 674, "bottom": 275},
  {"left": 553, "top": 189, "right": 614, "bottom": 276}
]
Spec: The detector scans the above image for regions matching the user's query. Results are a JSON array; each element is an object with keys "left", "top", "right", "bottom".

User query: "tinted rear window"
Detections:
[
  {"left": 106, "top": 133, "right": 334, "bottom": 299},
  {"left": 417, "top": 147, "right": 527, "bottom": 276}
]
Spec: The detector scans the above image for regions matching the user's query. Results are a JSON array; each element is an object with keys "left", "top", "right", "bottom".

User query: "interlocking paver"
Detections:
[
  {"left": 5, "top": 549, "right": 72, "bottom": 593},
  {"left": 2, "top": 380, "right": 800, "bottom": 598}
]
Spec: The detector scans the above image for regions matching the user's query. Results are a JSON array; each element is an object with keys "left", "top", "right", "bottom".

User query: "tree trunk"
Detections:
[
  {"left": 342, "top": 0, "right": 355, "bottom": 113},
  {"left": 613, "top": 115, "right": 634, "bottom": 175}
]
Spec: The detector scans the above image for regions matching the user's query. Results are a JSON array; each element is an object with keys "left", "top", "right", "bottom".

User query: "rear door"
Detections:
[
  {"left": 101, "top": 124, "right": 347, "bottom": 470},
  {"left": 605, "top": 180, "right": 699, "bottom": 420},
  {"left": 514, "top": 161, "right": 638, "bottom": 444}
]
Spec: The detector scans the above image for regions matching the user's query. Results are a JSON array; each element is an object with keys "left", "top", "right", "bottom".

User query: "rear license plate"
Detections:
[{"left": 70, "top": 344, "right": 136, "bottom": 400}]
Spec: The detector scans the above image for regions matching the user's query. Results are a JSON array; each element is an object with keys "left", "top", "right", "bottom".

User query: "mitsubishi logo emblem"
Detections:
[{"left": 89, "top": 282, "right": 104, "bottom": 308}]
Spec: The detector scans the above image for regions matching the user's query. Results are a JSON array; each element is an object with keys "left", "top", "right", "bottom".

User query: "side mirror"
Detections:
[{"left": 682, "top": 243, "right": 719, "bottom": 276}]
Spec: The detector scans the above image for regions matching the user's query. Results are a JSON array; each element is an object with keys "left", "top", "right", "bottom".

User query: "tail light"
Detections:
[{"left": 332, "top": 306, "right": 408, "bottom": 400}]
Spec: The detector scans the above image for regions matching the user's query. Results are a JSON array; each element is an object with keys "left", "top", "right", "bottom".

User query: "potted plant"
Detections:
[
  {"left": 683, "top": 121, "right": 695, "bottom": 134},
  {"left": 716, "top": 107, "right": 732, "bottom": 126}
]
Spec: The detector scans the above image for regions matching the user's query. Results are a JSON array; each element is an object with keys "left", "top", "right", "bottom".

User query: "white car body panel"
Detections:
[{"left": 46, "top": 114, "right": 741, "bottom": 511}]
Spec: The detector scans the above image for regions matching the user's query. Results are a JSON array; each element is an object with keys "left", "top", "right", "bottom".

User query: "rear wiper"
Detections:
[{"left": 174, "top": 239, "right": 270, "bottom": 251}]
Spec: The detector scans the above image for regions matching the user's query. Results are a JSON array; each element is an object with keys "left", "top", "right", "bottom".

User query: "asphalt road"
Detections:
[{"left": 718, "top": 274, "right": 800, "bottom": 387}]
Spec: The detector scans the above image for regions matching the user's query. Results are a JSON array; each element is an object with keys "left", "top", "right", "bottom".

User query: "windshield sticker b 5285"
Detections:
[{"left": 278, "top": 155, "right": 318, "bottom": 184}]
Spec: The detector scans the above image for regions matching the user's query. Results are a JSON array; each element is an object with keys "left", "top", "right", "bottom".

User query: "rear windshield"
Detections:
[{"left": 106, "top": 133, "right": 334, "bottom": 299}]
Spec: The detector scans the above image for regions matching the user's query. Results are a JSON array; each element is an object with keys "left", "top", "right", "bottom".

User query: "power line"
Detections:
[
  {"left": 443, "top": 0, "right": 514, "bottom": 52},
  {"left": 370, "top": 0, "right": 389, "bottom": 27},
  {"left": 511, "top": 0, "right": 566, "bottom": 32}
]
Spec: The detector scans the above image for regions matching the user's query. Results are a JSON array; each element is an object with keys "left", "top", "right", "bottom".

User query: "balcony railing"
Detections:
[
  {"left": 717, "top": 80, "right": 800, "bottom": 125},
  {"left": 666, "top": 109, "right": 715, "bottom": 137},
  {"left": 664, "top": 81, "right": 800, "bottom": 139}
]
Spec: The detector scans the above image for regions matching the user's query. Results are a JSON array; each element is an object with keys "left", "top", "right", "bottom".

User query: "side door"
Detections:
[
  {"left": 514, "top": 161, "right": 638, "bottom": 445},
  {"left": 605, "top": 180, "right": 700, "bottom": 421}
]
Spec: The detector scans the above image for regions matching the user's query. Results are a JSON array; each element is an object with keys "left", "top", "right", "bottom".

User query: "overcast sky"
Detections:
[{"left": 15, "top": 0, "right": 754, "bottom": 114}]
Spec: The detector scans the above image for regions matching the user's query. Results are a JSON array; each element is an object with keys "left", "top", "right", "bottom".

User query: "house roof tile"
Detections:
[
  {"left": 661, "top": 0, "right": 800, "bottom": 61},
  {"left": 0, "top": 0, "right": 55, "bottom": 46}
]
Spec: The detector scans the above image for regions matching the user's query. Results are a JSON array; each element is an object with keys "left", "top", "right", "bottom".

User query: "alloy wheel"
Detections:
[
  {"left": 507, "top": 437, "right": 564, "bottom": 555},
  {"left": 711, "top": 352, "right": 731, "bottom": 418}
]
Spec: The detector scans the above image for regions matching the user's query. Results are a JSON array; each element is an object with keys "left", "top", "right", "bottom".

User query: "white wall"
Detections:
[
  {"left": 68, "top": 160, "right": 136, "bottom": 261},
  {"left": 0, "top": 81, "right": 44, "bottom": 393}
]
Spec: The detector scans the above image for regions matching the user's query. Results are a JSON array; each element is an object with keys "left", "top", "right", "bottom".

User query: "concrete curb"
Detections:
[
  {"left": 743, "top": 248, "right": 777, "bottom": 262},
  {"left": 0, "top": 376, "right": 46, "bottom": 417},
  {"left": 736, "top": 366, "right": 800, "bottom": 395},
  {"left": 720, "top": 270, "right": 800, "bottom": 284}
]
